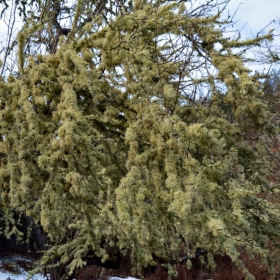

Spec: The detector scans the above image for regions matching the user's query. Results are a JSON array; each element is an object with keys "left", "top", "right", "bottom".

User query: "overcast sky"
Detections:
[
  {"left": 0, "top": 0, "right": 279, "bottom": 40},
  {"left": 0, "top": 0, "right": 280, "bottom": 71},
  {"left": 1, "top": 1, "right": 279, "bottom": 35},
  {"left": 223, "top": 0, "right": 280, "bottom": 39}
]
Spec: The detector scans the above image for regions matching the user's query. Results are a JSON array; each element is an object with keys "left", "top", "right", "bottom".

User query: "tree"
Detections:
[{"left": 0, "top": 0, "right": 279, "bottom": 279}]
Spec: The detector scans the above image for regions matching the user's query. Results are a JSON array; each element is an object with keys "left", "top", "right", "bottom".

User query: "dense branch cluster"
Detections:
[{"left": 0, "top": 1, "right": 279, "bottom": 279}]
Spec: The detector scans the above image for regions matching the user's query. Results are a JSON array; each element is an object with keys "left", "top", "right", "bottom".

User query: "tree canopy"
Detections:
[{"left": 0, "top": 0, "right": 279, "bottom": 279}]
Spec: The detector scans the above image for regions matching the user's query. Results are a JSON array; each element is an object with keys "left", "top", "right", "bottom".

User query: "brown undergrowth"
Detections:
[
  {"left": 73, "top": 248, "right": 280, "bottom": 280},
  {"left": 1, "top": 233, "right": 280, "bottom": 279}
]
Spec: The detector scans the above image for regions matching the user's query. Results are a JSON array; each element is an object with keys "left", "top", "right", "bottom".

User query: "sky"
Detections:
[
  {"left": 1, "top": 0, "right": 280, "bottom": 39},
  {"left": 0, "top": 0, "right": 280, "bottom": 72},
  {"left": 223, "top": 0, "right": 280, "bottom": 39}
]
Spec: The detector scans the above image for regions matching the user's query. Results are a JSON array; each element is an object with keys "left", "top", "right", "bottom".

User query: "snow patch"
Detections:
[
  {"left": 0, "top": 255, "right": 140, "bottom": 280},
  {"left": 110, "top": 277, "right": 140, "bottom": 280},
  {"left": 0, "top": 270, "right": 46, "bottom": 280},
  {"left": 0, "top": 255, "right": 47, "bottom": 280}
]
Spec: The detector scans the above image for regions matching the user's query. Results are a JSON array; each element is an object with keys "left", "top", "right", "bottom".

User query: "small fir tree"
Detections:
[{"left": 0, "top": 0, "right": 279, "bottom": 279}]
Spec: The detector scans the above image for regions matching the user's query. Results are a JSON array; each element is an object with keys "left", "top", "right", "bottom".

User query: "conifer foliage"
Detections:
[{"left": 0, "top": 0, "right": 279, "bottom": 279}]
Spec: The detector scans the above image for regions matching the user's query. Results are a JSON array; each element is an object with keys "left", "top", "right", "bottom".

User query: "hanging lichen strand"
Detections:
[{"left": 0, "top": 1, "right": 279, "bottom": 279}]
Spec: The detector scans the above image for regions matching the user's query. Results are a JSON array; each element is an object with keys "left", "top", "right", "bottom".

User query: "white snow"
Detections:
[
  {"left": 0, "top": 272, "right": 139, "bottom": 280},
  {"left": 110, "top": 278, "right": 139, "bottom": 280},
  {"left": 0, "top": 255, "right": 140, "bottom": 280},
  {"left": 0, "top": 255, "right": 48, "bottom": 280},
  {"left": 0, "top": 270, "right": 47, "bottom": 280}
]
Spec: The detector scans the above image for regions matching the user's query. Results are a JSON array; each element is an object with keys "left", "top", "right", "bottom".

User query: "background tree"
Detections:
[{"left": 0, "top": 1, "right": 280, "bottom": 279}]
